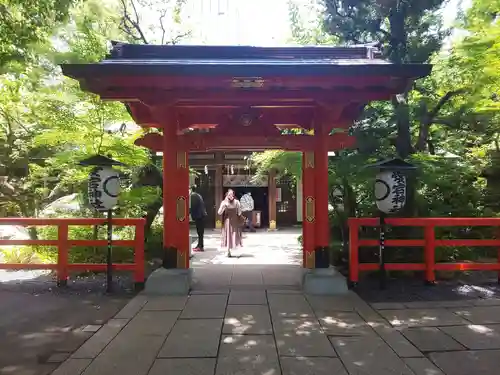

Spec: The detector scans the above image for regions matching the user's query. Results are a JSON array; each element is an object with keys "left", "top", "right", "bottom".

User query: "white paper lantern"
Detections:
[
  {"left": 374, "top": 170, "right": 406, "bottom": 214},
  {"left": 88, "top": 166, "right": 120, "bottom": 211}
]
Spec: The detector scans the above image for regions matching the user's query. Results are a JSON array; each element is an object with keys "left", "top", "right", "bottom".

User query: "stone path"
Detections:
[
  {"left": 47, "top": 230, "right": 500, "bottom": 375},
  {"left": 48, "top": 275, "right": 500, "bottom": 375}
]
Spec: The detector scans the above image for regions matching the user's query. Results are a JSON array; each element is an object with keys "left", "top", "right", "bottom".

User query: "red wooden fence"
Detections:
[
  {"left": 348, "top": 217, "right": 500, "bottom": 284},
  {"left": 0, "top": 218, "right": 145, "bottom": 289}
]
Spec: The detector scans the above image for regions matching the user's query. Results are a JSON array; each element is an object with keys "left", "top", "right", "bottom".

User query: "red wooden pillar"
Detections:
[
  {"left": 314, "top": 124, "right": 330, "bottom": 268},
  {"left": 162, "top": 115, "right": 179, "bottom": 268},
  {"left": 302, "top": 152, "right": 316, "bottom": 268}
]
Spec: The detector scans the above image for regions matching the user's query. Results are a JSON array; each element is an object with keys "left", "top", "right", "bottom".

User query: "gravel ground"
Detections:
[
  {"left": 355, "top": 271, "right": 500, "bottom": 303},
  {"left": 0, "top": 270, "right": 138, "bottom": 375},
  {"left": 0, "top": 269, "right": 138, "bottom": 296}
]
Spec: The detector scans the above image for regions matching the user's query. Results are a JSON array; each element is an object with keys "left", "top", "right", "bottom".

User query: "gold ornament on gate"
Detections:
[
  {"left": 305, "top": 152, "right": 315, "bottom": 168},
  {"left": 305, "top": 196, "right": 315, "bottom": 222},
  {"left": 177, "top": 151, "right": 187, "bottom": 168},
  {"left": 305, "top": 251, "right": 315, "bottom": 269},
  {"left": 176, "top": 196, "right": 187, "bottom": 222}
]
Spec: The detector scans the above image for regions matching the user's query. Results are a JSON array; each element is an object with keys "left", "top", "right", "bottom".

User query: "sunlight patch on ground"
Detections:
[{"left": 0, "top": 270, "right": 50, "bottom": 282}]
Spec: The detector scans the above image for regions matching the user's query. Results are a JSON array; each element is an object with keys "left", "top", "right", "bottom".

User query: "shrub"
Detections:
[{"left": 0, "top": 246, "right": 42, "bottom": 264}]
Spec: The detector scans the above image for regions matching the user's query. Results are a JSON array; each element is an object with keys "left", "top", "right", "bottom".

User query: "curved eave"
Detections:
[{"left": 61, "top": 62, "right": 432, "bottom": 81}]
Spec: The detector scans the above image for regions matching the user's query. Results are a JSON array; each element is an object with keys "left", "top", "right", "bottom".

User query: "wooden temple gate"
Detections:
[{"left": 62, "top": 43, "right": 430, "bottom": 271}]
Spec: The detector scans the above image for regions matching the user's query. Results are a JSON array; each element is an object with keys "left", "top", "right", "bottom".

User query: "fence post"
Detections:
[
  {"left": 424, "top": 224, "right": 436, "bottom": 285},
  {"left": 57, "top": 223, "right": 69, "bottom": 287},
  {"left": 134, "top": 220, "right": 146, "bottom": 291},
  {"left": 348, "top": 220, "right": 359, "bottom": 287}
]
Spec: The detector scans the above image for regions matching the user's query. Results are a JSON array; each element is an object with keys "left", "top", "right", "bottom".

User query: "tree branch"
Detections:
[
  {"left": 119, "top": 0, "right": 149, "bottom": 44},
  {"left": 414, "top": 89, "right": 465, "bottom": 152}
]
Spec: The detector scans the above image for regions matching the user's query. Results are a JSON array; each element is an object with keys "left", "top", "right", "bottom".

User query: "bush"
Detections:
[{"left": 0, "top": 246, "right": 42, "bottom": 264}]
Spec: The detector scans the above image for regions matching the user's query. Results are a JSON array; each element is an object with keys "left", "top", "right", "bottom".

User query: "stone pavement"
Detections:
[{"left": 48, "top": 230, "right": 500, "bottom": 375}]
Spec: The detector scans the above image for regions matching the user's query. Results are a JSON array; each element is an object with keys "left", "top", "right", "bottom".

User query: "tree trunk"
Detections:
[{"left": 144, "top": 197, "right": 163, "bottom": 237}]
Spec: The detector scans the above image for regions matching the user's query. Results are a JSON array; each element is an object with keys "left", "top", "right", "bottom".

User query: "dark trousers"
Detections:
[
  {"left": 243, "top": 211, "right": 255, "bottom": 230},
  {"left": 194, "top": 217, "right": 205, "bottom": 249}
]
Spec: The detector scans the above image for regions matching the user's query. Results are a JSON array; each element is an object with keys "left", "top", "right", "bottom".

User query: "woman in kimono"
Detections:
[{"left": 217, "top": 189, "right": 243, "bottom": 257}]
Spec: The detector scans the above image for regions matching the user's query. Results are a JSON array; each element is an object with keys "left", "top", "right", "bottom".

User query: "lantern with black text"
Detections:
[
  {"left": 366, "top": 158, "right": 417, "bottom": 290},
  {"left": 375, "top": 170, "right": 406, "bottom": 214},
  {"left": 79, "top": 154, "right": 126, "bottom": 293},
  {"left": 88, "top": 166, "right": 120, "bottom": 211}
]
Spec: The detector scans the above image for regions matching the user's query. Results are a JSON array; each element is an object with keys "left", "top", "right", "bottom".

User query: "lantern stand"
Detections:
[
  {"left": 79, "top": 155, "right": 126, "bottom": 294},
  {"left": 366, "top": 158, "right": 416, "bottom": 290}
]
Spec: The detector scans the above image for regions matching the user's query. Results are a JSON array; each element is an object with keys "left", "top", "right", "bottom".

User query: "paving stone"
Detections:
[
  {"left": 72, "top": 319, "right": 129, "bottom": 359},
  {"left": 216, "top": 335, "right": 279, "bottom": 375},
  {"left": 47, "top": 352, "right": 71, "bottom": 363},
  {"left": 231, "top": 272, "right": 263, "bottom": 285},
  {"left": 372, "top": 325, "right": 424, "bottom": 358},
  {"left": 371, "top": 302, "right": 407, "bottom": 310},
  {"left": 120, "top": 310, "right": 179, "bottom": 336},
  {"left": 280, "top": 357, "right": 348, "bottom": 375},
  {"left": 454, "top": 306, "right": 500, "bottom": 324},
  {"left": 378, "top": 308, "right": 468, "bottom": 327},
  {"left": 51, "top": 359, "right": 91, "bottom": 375},
  {"left": 266, "top": 289, "right": 302, "bottom": 294},
  {"left": 345, "top": 293, "right": 388, "bottom": 324},
  {"left": 82, "top": 325, "right": 102, "bottom": 333},
  {"left": 215, "top": 355, "right": 281, "bottom": 375},
  {"left": 191, "top": 289, "right": 230, "bottom": 295},
  {"left": 404, "top": 300, "right": 475, "bottom": 309},
  {"left": 403, "top": 357, "right": 445, "bottom": 375},
  {"left": 262, "top": 269, "right": 301, "bottom": 285},
  {"left": 181, "top": 295, "right": 228, "bottom": 319},
  {"left": 272, "top": 317, "right": 322, "bottom": 334},
  {"left": 316, "top": 311, "right": 375, "bottom": 336},
  {"left": 81, "top": 333, "right": 164, "bottom": 375},
  {"left": 305, "top": 295, "right": 356, "bottom": 312},
  {"left": 158, "top": 319, "right": 223, "bottom": 358},
  {"left": 275, "top": 331, "right": 336, "bottom": 357},
  {"left": 143, "top": 296, "right": 188, "bottom": 311},
  {"left": 114, "top": 295, "right": 148, "bottom": 319},
  {"left": 401, "top": 327, "right": 465, "bottom": 352},
  {"left": 148, "top": 358, "right": 216, "bottom": 375},
  {"left": 223, "top": 305, "right": 272, "bottom": 335},
  {"left": 268, "top": 294, "right": 315, "bottom": 318},
  {"left": 430, "top": 349, "right": 500, "bottom": 375},
  {"left": 219, "top": 335, "right": 277, "bottom": 358},
  {"left": 440, "top": 324, "right": 500, "bottom": 349},
  {"left": 330, "top": 335, "right": 415, "bottom": 375},
  {"left": 228, "top": 291, "right": 267, "bottom": 305}
]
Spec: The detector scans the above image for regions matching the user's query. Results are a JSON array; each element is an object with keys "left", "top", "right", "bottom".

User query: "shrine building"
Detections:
[{"left": 61, "top": 42, "right": 430, "bottom": 293}]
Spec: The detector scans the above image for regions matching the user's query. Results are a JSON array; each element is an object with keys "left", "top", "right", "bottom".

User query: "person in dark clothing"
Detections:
[{"left": 190, "top": 185, "right": 207, "bottom": 252}]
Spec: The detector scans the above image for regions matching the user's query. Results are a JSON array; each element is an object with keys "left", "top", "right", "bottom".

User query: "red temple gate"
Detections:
[{"left": 62, "top": 43, "right": 430, "bottom": 271}]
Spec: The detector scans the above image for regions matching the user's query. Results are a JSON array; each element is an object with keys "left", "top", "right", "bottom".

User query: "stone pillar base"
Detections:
[
  {"left": 144, "top": 268, "right": 192, "bottom": 295},
  {"left": 302, "top": 267, "right": 348, "bottom": 295}
]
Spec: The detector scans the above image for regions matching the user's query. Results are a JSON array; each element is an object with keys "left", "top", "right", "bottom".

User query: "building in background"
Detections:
[{"left": 188, "top": 151, "right": 301, "bottom": 230}]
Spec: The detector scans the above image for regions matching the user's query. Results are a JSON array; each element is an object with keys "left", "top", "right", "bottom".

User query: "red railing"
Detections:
[
  {"left": 348, "top": 217, "right": 500, "bottom": 284},
  {"left": 0, "top": 218, "right": 145, "bottom": 289}
]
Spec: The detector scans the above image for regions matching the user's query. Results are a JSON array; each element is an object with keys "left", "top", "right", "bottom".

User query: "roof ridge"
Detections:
[{"left": 108, "top": 42, "right": 381, "bottom": 61}]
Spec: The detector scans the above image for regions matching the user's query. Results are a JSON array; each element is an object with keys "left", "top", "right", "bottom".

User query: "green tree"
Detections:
[{"left": 0, "top": 0, "right": 76, "bottom": 70}]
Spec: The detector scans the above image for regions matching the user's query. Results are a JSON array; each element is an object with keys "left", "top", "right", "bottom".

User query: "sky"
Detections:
[{"left": 174, "top": 0, "right": 472, "bottom": 46}]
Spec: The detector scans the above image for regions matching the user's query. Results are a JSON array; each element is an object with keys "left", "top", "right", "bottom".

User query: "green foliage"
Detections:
[
  {"left": 0, "top": 0, "right": 75, "bottom": 70},
  {"left": 251, "top": 0, "right": 500, "bottom": 266},
  {"left": 0, "top": 245, "right": 42, "bottom": 264}
]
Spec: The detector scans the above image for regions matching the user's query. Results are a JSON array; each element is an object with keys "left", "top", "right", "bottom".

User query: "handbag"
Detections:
[{"left": 237, "top": 214, "right": 246, "bottom": 227}]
